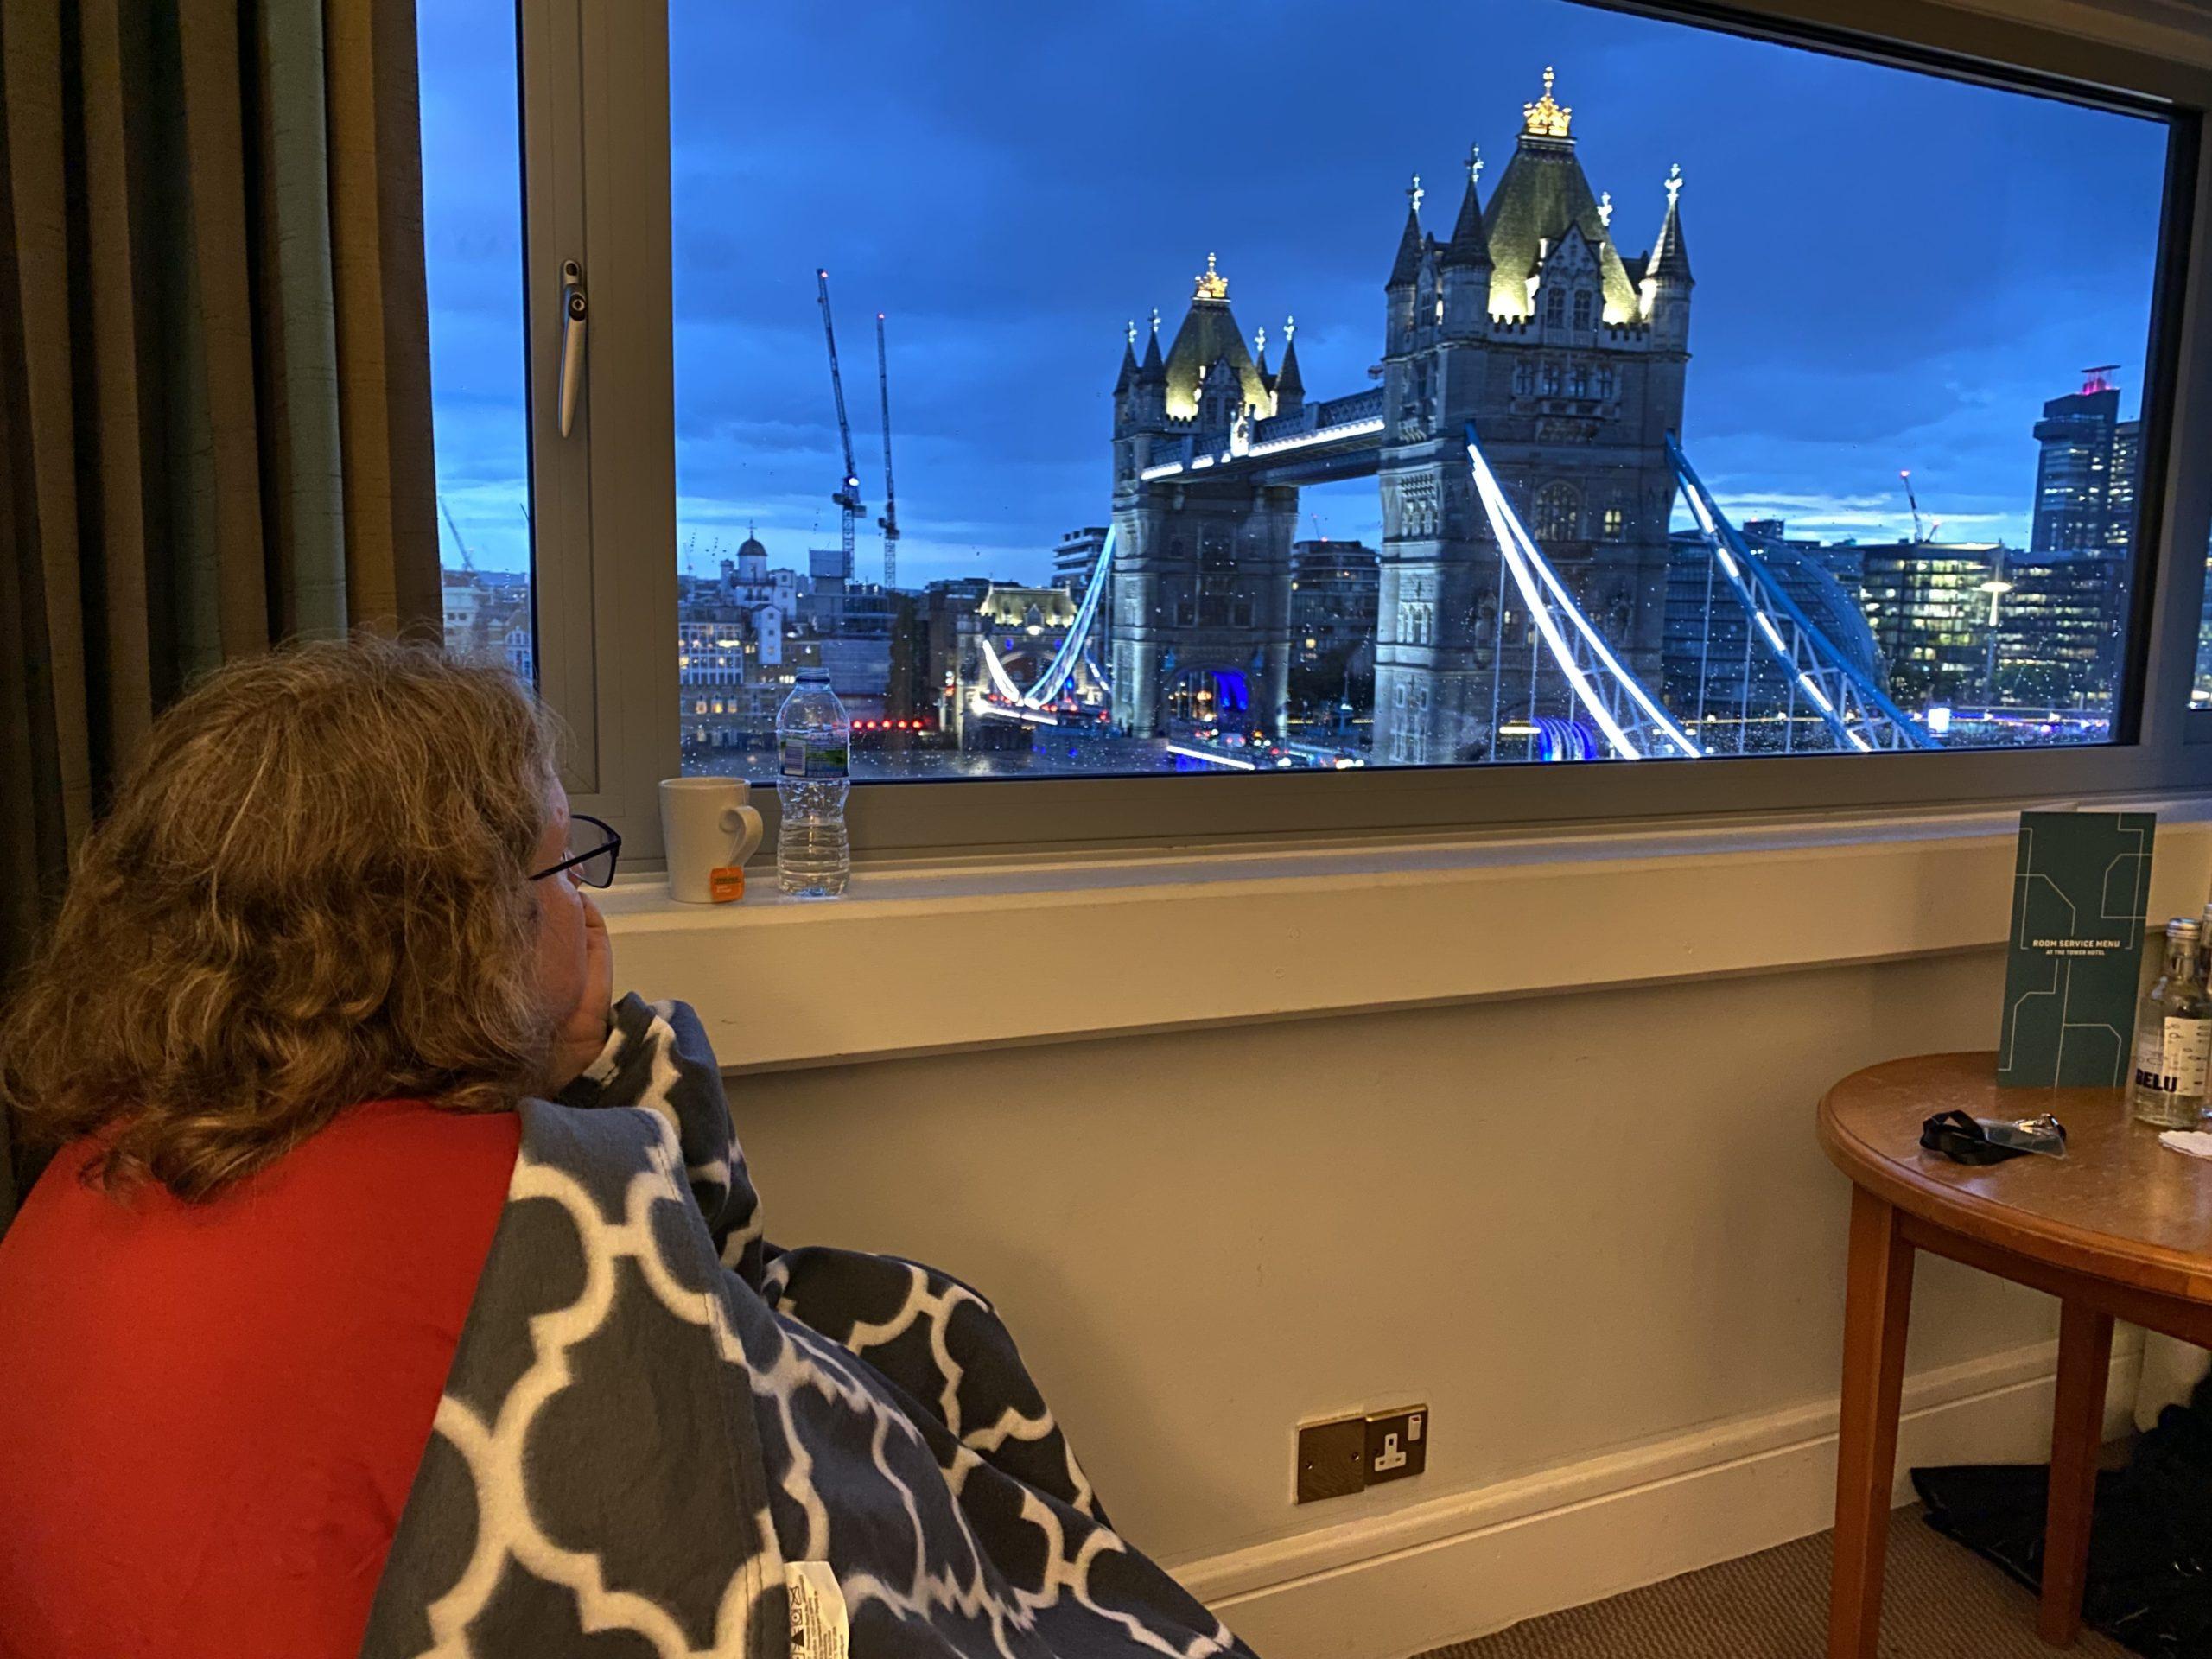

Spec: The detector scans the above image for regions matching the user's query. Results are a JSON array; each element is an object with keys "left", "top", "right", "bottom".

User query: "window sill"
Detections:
[{"left": 595, "top": 798, "right": 2212, "bottom": 1073}]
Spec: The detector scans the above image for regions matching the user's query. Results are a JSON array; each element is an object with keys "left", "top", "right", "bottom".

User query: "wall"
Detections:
[{"left": 725, "top": 940, "right": 2098, "bottom": 1655}]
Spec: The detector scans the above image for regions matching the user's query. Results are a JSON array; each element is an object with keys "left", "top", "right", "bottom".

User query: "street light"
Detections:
[{"left": 1977, "top": 566, "right": 2013, "bottom": 703}]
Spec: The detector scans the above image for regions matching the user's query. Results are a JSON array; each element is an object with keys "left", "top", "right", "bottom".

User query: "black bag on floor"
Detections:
[{"left": 1912, "top": 1371, "right": 2212, "bottom": 1658}]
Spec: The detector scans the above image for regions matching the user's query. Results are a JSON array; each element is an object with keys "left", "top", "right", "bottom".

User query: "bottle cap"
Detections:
[{"left": 2169, "top": 916, "right": 2202, "bottom": 944}]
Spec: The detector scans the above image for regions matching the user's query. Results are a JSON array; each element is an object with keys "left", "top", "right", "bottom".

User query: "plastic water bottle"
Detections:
[{"left": 775, "top": 668, "right": 849, "bottom": 898}]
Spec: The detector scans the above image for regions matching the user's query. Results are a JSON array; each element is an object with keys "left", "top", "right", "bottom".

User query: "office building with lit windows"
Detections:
[
  {"left": 1289, "top": 540, "right": 1381, "bottom": 671},
  {"left": 2031, "top": 369, "right": 2140, "bottom": 555},
  {"left": 1857, "top": 542, "right": 2003, "bottom": 710},
  {"left": 1990, "top": 549, "right": 2128, "bottom": 708}
]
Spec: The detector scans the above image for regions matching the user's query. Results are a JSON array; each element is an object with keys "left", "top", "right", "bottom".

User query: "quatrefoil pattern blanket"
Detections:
[{"left": 359, "top": 995, "right": 1252, "bottom": 1659}]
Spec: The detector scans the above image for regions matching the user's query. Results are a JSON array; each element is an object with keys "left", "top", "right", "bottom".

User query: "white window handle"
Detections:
[{"left": 558, "top": 259, "right": 587, "bottom": 437}]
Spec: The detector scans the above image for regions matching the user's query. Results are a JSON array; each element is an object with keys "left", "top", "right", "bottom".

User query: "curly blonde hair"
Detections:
[{"left": 0, "top": 635, "right": 563, "bottom": 1201}]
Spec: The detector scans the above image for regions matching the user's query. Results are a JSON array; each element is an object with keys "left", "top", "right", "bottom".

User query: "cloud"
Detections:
[{"left": 420, "top": 0, "right": 2170, "bottom": 585}]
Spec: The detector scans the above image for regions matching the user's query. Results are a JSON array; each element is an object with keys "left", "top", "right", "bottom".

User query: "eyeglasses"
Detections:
[{"left": 530, "top": 812, "right": 621, "bottom": 888}]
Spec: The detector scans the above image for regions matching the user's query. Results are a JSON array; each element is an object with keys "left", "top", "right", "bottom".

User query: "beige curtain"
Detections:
[{"left": 0, "top": 0, "right": 442, "bottom": 1229}]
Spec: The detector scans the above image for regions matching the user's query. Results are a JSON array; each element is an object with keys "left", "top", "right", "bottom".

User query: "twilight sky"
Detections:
[{"left": 417, "top": 0, "right": 2172, "bottom": 585}]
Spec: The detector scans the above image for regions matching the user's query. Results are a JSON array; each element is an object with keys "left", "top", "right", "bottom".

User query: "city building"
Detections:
[
  {"left": 1054, "top": 527, "right": 1110, "bottom": 596},
  {"left": 440, "top": 569, "right": 531, "bottom": 672},
  {"left": 1857, "top": 541, "right": 2003, "bottom": 711},
  {"left": 1289, "top": 540, "right": 1380, "bottom": 671},
  {"left": 2031, "top": 368, "right": 2140, "bottom": 555},
  {"left": 2017, "top": 370, "right": 2139, "bottom": 709},
  {"left": 919, "top": 577, "right": 996, "bottom": 747},
  {"left": 1990, "top": 549, "right": 2127, "bottom": 709},
  {"left": 676, "top": 530, "right": 810, "bottom": 754},
  {"left": 677, "top": 615, "right": 762, "bottom": 751},
  {"left": 504, "top": 622, "right": 534, "bottom": 684},
  {"left": 818, "top": 582, "right": 899, "bottom": 722},
  {"left": 803, "top": 548, "right": 849, "bottom": 632}
]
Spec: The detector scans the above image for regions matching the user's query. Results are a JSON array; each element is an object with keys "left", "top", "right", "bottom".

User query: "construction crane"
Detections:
[
  {"left": 815, "top": 269, "right": 864, "bottom": 582},
  {"left": 875, "top": 311, "right": 900, "bottom": 590},
  {"left": 439, "top": 495, "right": 476, "bottom": 575},
  {"left": 1899, "top": 468, "right": 1925, "bottom": 544}
]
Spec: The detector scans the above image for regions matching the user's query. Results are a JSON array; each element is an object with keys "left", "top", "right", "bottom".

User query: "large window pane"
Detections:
[
  {"left": 417, "top": 3, "right": 534, "bottom": 683},
  {"left": 668, "top": 2, "right": 2171, "bottom": 780}
]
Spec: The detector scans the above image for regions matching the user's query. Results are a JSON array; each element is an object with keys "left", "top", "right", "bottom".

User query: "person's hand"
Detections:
[{"left": 544, "top": 892, "right": 613, "bottom": 1094}]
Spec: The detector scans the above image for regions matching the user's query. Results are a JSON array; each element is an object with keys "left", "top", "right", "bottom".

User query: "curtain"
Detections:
[{"left": 0, "top": 0, "right": 442, "bottom": 1233}]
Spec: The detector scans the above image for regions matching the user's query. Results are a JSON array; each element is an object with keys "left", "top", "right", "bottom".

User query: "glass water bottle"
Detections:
[{"left": 2130, "top": 918, "right": 2212, "bottom": 1129}]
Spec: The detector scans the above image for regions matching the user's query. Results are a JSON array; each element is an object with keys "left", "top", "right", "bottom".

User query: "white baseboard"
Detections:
[{"left": 1176, "top": 1338, "right": 2142, "bottom": 1659}]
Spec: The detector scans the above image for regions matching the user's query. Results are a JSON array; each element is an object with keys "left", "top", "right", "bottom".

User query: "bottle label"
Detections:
[
  {"left": 2150, "top": 1013, "right": 2202, "bottom": 1106},
  {"left": 780, "top": 739, "right": 848, "bottom": 780}
]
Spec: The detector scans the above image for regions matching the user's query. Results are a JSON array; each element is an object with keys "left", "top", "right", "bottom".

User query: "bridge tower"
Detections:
[
  {"left": 1372, "top": 69, "right": 1694, "bottom": 765},
  {"left": 1109, "top": 258, "right": 1300, "bottom": 738}
]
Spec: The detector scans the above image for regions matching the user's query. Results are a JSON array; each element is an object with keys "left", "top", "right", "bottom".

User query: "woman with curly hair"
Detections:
[{"left": 0, "top": 638, "right": 1250, "bottom": 1659}]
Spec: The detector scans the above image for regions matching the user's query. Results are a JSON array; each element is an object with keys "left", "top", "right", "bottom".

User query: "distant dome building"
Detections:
[{"left": 736, "top": 531, "right": 768, "bottom": 584}]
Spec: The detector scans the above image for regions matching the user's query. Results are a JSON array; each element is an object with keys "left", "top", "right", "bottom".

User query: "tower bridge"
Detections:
[
  {"left": 1108, "top": 67, "right": 1698, "bottom": 762},
  {"left": 969, "top": 67, "right": 1932, "bottom": 765}
]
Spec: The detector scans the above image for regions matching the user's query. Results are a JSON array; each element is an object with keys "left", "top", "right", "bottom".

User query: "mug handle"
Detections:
[{"left": 721, "top": 804, "right": 765, "bottom": 865}]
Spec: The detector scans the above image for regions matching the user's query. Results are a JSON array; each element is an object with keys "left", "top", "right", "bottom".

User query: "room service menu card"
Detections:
[{"left": 1997, "top": 810, "right": 2156, "bottom": 1089}]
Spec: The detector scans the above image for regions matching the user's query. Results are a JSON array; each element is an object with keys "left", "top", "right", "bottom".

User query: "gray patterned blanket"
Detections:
[{"left": 359, "top": 995, "right": 1252, "bottom": 1659}]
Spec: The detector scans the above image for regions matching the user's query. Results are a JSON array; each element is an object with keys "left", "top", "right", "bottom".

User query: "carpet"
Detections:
[{"left": 1414, "top": 1505, "right": 2132, "bottom": 1658}]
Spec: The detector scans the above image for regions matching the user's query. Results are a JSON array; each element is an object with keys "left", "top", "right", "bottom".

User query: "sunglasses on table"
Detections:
[{"left": 530, "top": 813, "right": 621, "bottom": 888}]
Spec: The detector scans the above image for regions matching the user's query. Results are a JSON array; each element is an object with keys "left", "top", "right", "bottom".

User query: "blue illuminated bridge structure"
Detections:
[{"left": 982, "top": 418, "right": 1936, "bottom": 762}]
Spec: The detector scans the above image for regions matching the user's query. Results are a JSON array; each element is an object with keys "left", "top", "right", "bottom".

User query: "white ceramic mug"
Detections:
[{"left": 658, "top": 778, "right": 765, "bottom": 903}]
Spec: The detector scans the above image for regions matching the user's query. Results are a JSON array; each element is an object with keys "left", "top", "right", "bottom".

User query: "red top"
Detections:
[{"left": 0, "top": 1100, "right": 518, "bottom": 1659}]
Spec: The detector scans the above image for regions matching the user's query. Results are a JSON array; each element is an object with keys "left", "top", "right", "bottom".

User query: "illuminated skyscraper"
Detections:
[{"left": 2031, "top": 369, "right": 2139, "bottom": 554}]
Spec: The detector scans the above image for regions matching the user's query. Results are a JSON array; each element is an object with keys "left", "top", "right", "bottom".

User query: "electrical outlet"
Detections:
[
  {"left": 1294, "top": 1414, "right": 1369, "bottom": 1503},
  {"left": 1363, "top": 1405, "right": 1428, "bottom": 1485}
]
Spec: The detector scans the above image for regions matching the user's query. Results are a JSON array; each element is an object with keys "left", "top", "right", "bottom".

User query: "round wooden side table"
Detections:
[{"left": 1818, "top": 1053, "right": 2212, "bottom": 1656}]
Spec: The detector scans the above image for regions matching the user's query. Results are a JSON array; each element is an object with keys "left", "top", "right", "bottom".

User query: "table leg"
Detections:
[
  {"left": 1828, "top": 1186, "right": 1914, "bottom": 1659},
  {"left": 2038, "top": 1300, "right": 2113, "bottom": 1647}
]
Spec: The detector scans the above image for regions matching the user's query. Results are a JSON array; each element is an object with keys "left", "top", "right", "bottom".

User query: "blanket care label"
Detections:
[{"left": 786, "top": 1562, "right": 849, "bottom": 1659}]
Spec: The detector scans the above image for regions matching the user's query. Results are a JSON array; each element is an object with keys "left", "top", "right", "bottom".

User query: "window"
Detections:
[
  {"left": 418, "top": 5, "right": 531, "bottom": 678},
  {"left": 1535, "top": 483, "right": 1580, "bottom": 544},
  {"left": 423, "top": 0, "right": 2212, "bottom": 858}
]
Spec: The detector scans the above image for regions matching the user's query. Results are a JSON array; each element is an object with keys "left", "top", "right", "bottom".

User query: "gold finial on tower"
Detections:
[
  {"left": 1407, "top": 173, "right": 1425, "bottom": 215},
  {"left": 1126, "top": 318, "right": 1138, "bottom": 346},
  {"left": 1466, "top": 143, "right": 1484, "bottom": 188},
  {"left": 1598, "top": 189, "right": 1613, "bottom": 227},
  {"left": 1665, "top": 162, "right": 1684, "bottom": 209},
  {"left": 1254, "top": 325, "right": 1267, "bottom": 358},
  {"left": 1522, "top": 66, "right": 1573, "bottom": 138},
  {"left": 1193, "top": 251, "right": 1229, "bottom": 302},
  {"left": 1282, "top": 315, "right": 1295, "bottom": 341}
]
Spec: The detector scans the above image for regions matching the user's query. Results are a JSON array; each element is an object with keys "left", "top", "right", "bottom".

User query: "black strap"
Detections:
[{"left": 1920, "top": 1109, "right": 2031, "bottom": 1166}]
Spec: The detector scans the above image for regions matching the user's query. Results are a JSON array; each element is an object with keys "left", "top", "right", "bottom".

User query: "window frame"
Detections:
[
  {"left": 511, "top": 0, "right": 2212, "bottom": 864},
  {"left": 518, "top": 0, "right": 680, "bottom": 860}
]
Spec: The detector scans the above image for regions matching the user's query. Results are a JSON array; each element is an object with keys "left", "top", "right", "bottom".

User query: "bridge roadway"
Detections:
[{"left": 1134, "top": 387, "right": 1387, "bottom": 489}]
